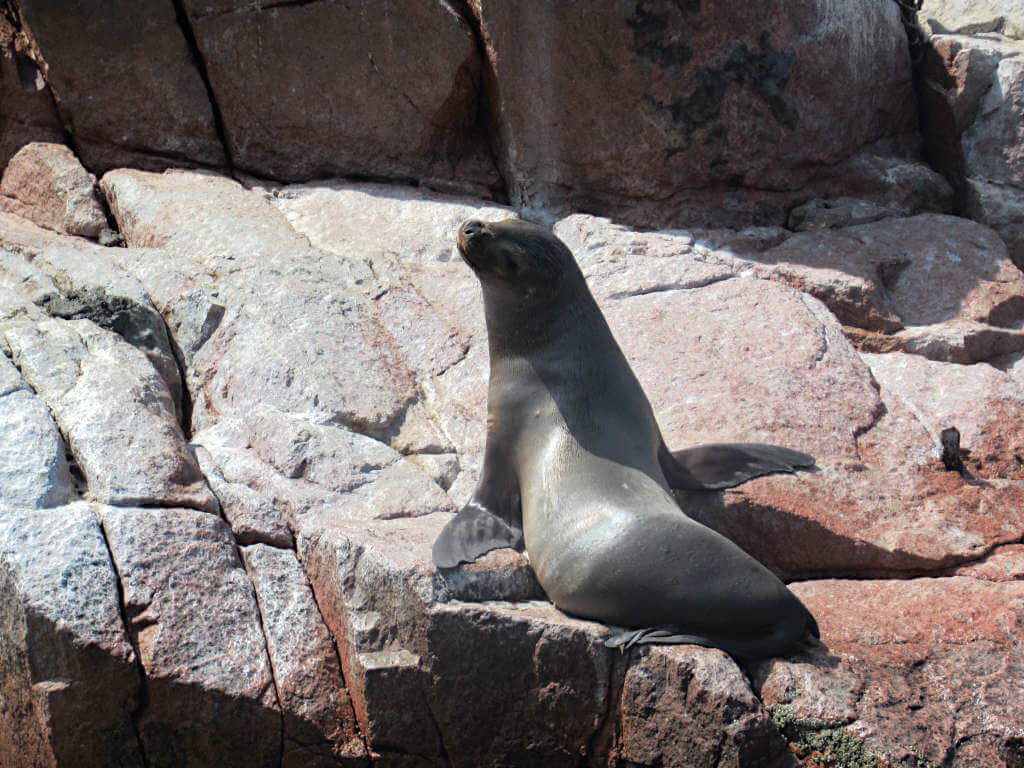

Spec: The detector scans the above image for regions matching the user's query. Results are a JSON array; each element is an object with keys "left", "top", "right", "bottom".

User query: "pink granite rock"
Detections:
[
  {"left": 13, "top": 0, "right": 225, "bottom": 172},
  {"left": 0, "top": 142, "right": 107, "bottom": 237},
  {"left": 470, "top": 0, "right": 926, "bottom": 227},
  {"left": 756, "top": 577, "right": 1024, "bottom": 767},
  {"left": 0, "top": 18, "right": 63, "bottom": 168},
  {"left": 181, "top": 0, "right": 499, "bottom": 196},
  {"left": 97, "top": 506, "right": 281, "bottom": 768},
  {"left": 3, "top": 318, "right": 217, "bottom": 512}
]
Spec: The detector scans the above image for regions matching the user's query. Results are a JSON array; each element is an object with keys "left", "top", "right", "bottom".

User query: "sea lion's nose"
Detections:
[{"left": 461, "top": 219, "right": 485, "bottom": 240}]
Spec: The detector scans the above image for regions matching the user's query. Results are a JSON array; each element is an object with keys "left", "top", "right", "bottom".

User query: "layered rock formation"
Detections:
[{"left": 1, "top": 1, "right": 1024, "bottom": 766}]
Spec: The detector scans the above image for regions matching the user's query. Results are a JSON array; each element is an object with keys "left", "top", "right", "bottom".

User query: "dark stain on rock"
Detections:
[
  {"left": 642, "top": 32, "right": 798, "bottom": 154},
  {"left": 628, "top": 3, "right": 693, "bottom": 69}
]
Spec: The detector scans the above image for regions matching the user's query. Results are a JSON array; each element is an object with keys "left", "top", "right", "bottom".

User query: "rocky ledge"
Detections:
[{"left": 1, "top": 142, "right": 1023, "bottom": 767}]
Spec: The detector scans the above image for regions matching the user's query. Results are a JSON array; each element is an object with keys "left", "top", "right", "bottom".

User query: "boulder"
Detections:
[
  {"left": 0, "top": 142, "right": 107, "bottom": 237},
  {"left": 469, "top": 0, "right": 932, "bottom": 227},
  {"left": 13, "top": 0, "right": 225, "bottom": 173},
  {"left": 180, "top": 0, "right": 500, "bottom": 196},
  {"left": 920, "top": 34, "right": 1024, "bottom": 269}
]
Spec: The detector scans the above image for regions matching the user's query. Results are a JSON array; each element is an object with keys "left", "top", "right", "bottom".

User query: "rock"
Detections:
[
  {"left": 751, "top": 213, "right": 1024, "bottom": 335},
  {"left": 0, "top": 17, "right": 63, "bottom": 169},
  {"left": 181, "top": 0, "right": 500, "bottom": 196},
  {"left": 193, "top": 443, "right": 294, "bottom": 549},
  {"left": 297, "top": 512, "right": 784, "bottom": 766},
  {"left": 921, "top": 0, "right": 1024, "bottom": 37},
  {"left": 0, "top": 354, "right": 74, "bottom": 508},
  {"left": 97, "top": 505, "right": 281, "bottom": 768},
  {"left": 920, "top": 34, "right": 1024, "bottom": 268},
  {"left": 954, "top": 542, "right": 1024, "bottom": 580},
  {"left": 849, "top": 319, "right": 1024, "bottom": 364},
  {"left": 101, "top": 169, "right": 427, "bottom": 441},
  {"left": 0, "top": 502, "right": 144, "bottom": 768},
  {"left": 756, "top": 577, "right": 1024, "bottom": 767},
  {"left": 240, "top": 544, "right": 367, "bottom": 766},
  {"left": 192, "top": 408, "right": 455, "bottom": 538},
  {"left": 470, "top": 0, "right": 922, "bottom": 227},
  {"left": 14, "top": 0, "right": 225, "bottom": 173},
  {"left": 786, "top": 196, "right": 897, "bottom": 231},
  {"left": 2, "top": 318, "right": 217, "bottom": 512},
  {"left": 965, "top": 177, "right": 1024, "bottom": 271},
  {"left": 0, "top": 142, "right": 107, "bottom": 237},
  {"left": 864, "top": 351, "right": 1024, "bottom": 480},
  {"left": 30, "top": 244, "right": 186, "bottom": 422}
]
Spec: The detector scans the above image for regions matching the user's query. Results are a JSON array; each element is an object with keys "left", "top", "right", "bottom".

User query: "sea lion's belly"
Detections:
[{"left": 521, "top": 446, "right": 797, "bottom": 632}]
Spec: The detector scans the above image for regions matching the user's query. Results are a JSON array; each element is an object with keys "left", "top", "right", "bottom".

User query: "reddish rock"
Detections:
[
  {"left": 298, "top": 512, "right": 789, "bottom": 767},
  {"left": 0, "top": 503, "right": 144, "bottom": 768},
  {"left": 97, "top": 506, "right": 281, "bottom": 768},
  {"left": 756, "top": 577, "right": 1024, "bottom": 767},
  {"left": 954, "top": 543, "right": 1024, "bottom": 581},
  {"left": 0, "top": 17, "right": 63, "bottom": 169},
  {"left": 182, "top": 0, "right": 499, "bottom": 196},
  {"left": 13, "top": 0, "right": 225, "bottom": 173},
  {"left": 241, "top": 544, "right": 367, "bottom": 766},
  {"left": 471, "top": 0, "right": 924, "bottom": 227},
  {"left": 751, "top": 213, "right": 1024, "bottom": 335},
  {"left": 0, "top": 141, "right": 107, "bottom": 237}
]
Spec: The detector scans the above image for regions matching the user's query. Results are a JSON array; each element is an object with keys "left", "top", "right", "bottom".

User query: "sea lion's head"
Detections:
[{"left": 456, "top": 218, "right": 575, "bottom": 303}]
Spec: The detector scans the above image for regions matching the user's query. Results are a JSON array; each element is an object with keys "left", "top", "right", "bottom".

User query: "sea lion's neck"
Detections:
[{"left": 481, "top": 277, "right": 608, "bottom": 361}]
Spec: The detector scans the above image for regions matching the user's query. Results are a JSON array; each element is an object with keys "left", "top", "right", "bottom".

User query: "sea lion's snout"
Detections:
[{"left": 457, "top": 219, "right": 487, "bottom": 252}]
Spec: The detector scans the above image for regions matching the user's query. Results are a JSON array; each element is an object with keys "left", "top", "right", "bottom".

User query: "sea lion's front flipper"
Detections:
[
  {"left": 432, "top": 501, "right": 525, "bottom": 568},
  {"left": 660, "top": 442, "right": 815, "bottom": 491}
]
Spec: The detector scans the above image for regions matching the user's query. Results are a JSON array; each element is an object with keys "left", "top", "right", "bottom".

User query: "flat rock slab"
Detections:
[
  {"left": 756, "top": 576, "right": 1024, "bottom": 767},
  {"left": 0, "top": 502, "right": 143, "bottom": 768},
  {"left": 97, "top": 506, "right": 281, "bottom": 768},
  {"left": 3, "top": 317, "right": 216, "bottom": 512},
  {"left": 0, "top": 353, "right": 73, "bottom": 508},
  {"left": 0, "top": 141, "right": 107, "bottom": 237}
]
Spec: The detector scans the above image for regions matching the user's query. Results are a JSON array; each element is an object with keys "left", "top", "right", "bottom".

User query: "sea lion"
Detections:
[{"left": 433, "top": 218, "right": 818, "bottom": 659}]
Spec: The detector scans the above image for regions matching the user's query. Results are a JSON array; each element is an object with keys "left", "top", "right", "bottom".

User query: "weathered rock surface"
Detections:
[
  {"left": 470, "top": 0, "right": 936, "bottom": 227},
  {"left": 12, "top": 0, "right": 225, "bottom": 173},
  {"left": 0, "top": 503, "right": 144, "bottom": 768},
  {"left": 97, "top": 505, "right": 281, "bottom": 767},
  {"left": 2, "top": 166, "right": 1023, "bottom": 767},
  {"left": 0, "top": 17, "right": 63, "bottom": 169},
  {"left": 920, "top": 33, "right": 1024, "bottom": 269},
  {"left": 921, "top": 0, "right": 1024, "bottom": 37},
  {"left": 0, "top": 353, "right": 73, "bottom": 508},
  {"left": 756, "top": 576, "right": 1024, "bottom": 767},
  {"left": 2, "top": 317, "right": 215, "bottom": 512},
  {"left": 0, "top": 141, "right": 106, "bottom": 237},
  {"left": 181, "top": 0, "right": 499, "bottom": 196}
]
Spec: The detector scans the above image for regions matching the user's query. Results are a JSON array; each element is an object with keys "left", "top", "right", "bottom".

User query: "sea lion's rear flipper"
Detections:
[
  {"left": 660, "top": 442, "right": 815, "bottom": 491},
  {"left": 432, "top": 501, "right": 525, "bottom": 569}
]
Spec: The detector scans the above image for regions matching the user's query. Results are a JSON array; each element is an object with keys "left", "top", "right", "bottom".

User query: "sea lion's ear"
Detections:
[{"left": 432, "top": 501, "right": 525, "bottom": 568}]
